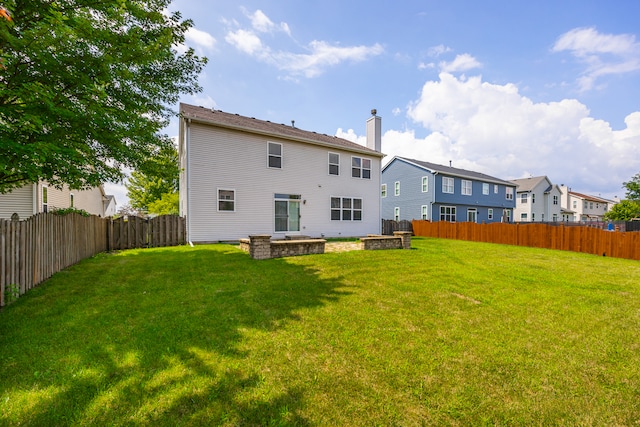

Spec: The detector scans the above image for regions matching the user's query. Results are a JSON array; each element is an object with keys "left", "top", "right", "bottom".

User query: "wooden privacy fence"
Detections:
[
  {"left": 412, "top": 220, "right": 640, "bottom": 261},
  {"left": 1, "top": 214, "right": 186, "bottom": 307},
  {"left": 381, "top": 219, "right": 413, "bottom": 235}
]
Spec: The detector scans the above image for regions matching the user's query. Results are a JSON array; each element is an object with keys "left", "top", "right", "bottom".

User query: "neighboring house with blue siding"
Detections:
[{"left": 381, "top": 157, "right": 516, "bottom": 223}]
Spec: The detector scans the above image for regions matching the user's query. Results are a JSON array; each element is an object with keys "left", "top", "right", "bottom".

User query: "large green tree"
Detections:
[
  {"left": 125, "top": 144, "right": 178, "bottom": 214},
  {"left": 623, "top": 173, "right": 640, "bottom": 201},
  {"left": 604, "top": 199, "right": 640, "bottom": 221},
  {"left": 0, "top": 0, "right": 206, "bottom": 193}
]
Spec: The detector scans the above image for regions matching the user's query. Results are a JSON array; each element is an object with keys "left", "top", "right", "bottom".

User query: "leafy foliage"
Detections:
[
  {"left": 50, "top": 207, "right": 90, "bottom": 217},
  {"left": 604, "top": 199, "right": 640, "bottom": 221},
  {"left": 0, "top": 1, "right": 206, "bottom": 193},
  {"left": 623, "top": 173, "right": 640, "bottom": 201},
  {"left": 147, "top": 191, "right": 179, "bottom": 215},
  {"left": 125, "top": 145, "right": 178, "bottom": 213}
]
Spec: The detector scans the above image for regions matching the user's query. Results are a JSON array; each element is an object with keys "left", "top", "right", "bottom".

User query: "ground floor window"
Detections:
[
  {"left": 488, "top": 208, "right": 493, "bottom": 220},
  {"left": 275, "top": 194, "right": 301, "bottom": 232},
  {"left": 394, "top": 207, "right": 400, "bottom": 221},
  {"left": 440, "top": 206, "right": 456, "bottom": 222},
  {"left": 331, "top": 197, "right": 362, "bottom": 221},
  {"left": 421, "top": 205, "right": 428, "bottom": 220}
]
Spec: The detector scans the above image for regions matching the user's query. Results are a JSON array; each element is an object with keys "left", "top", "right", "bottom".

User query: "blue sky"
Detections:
[{"left": 107, "top": 0, "right": 640, "bottom": 205}]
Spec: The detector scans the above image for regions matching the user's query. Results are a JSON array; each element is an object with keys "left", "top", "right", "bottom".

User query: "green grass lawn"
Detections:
[{"left": 1, "top": 238, "right": 640, "bottom": 426}]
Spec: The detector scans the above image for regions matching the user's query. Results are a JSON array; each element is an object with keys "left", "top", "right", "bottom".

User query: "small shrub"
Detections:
[
  {"left": 4, "top": 283, "right": 19, "bottom": 304},
  {"left": 51, "top": 207, "right": 90, "bottom": 217}
]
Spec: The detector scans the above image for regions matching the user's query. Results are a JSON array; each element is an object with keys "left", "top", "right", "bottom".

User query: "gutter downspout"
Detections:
[{"left": 186, "top": 117, "right": 194, "bottom": 247}]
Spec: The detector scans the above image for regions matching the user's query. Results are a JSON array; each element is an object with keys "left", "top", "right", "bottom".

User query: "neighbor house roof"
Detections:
[
  {"left": 569, "top": 191, "right": 612, "bottom": 204},
  {"left": 383, "top": 156, "right": 515, "bottom": 186},
  {"left": 180, "top": 103, "right": 384, "bottom": 158},
  {"left": 510, "top": 176, "right": 553, "bottom": 193}
]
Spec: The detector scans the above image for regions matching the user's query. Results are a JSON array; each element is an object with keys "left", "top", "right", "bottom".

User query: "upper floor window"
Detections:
[
  {"left": 506, "top": 187, "right": 514, "bottom": 200},
  {"left": 532, "top": 194, "right": 536, "bottom": 203},
  {"left": 521, "top": 193, "right": 528, "bottom": 203},
  {"left": 482, "top": 183, "right": 490, "bottom": 195},
  {"left": 462, "top": 180, "right": 472, "bottom": 196},
  {"left": 394, "top": 181, "right": 400, "bottom": 196},
  {"left": 381, "top": 184, "right": 387, "bottom": 198},
  {"left": 442, "top": 177, "right": 454, "bottom": 194},
  {"left": 328, "top": 152, "right": 340, "bottom": 175},
  {"left": 351, "top": 157, "right": 371, "bottom": 179},
  {"left": 573, "top": 200, "right": 577, "bottom": 209},
  {"left": 422, "top": 176, "right": 429, "bottom": 192},
  {"left": 553, "top": 195, "right": 558, "bottom": 205},
  {"left": 268, "top": 142, "right": 282, "bottom": 169},
  {"left": 494, "top": 185, "right": 499, "bottom": 194},
  {"left": 218, "top": 189, "right": 235, "bottom": 212}
]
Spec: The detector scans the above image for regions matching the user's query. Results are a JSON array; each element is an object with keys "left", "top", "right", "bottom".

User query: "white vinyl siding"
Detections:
[{"left": 0, "top": 184, "right": 34, "bottom": 220}]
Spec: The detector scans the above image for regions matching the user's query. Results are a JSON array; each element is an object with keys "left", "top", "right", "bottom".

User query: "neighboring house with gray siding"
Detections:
[
  {"left": 179, "top": 103, "right": 385, "bottom": 242},
  {"left": 0, "top": 182, "right": 114, "bottom": 220},
  {"left": 381, "top": 157, "right": 516, "bottom": 223}
]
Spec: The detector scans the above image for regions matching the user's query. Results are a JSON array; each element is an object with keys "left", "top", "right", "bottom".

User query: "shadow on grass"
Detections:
[{"left": 0, "top": 245, "right": 350, "bottom": 425}]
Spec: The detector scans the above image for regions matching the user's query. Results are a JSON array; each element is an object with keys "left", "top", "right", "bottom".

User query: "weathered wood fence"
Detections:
[
  {"left": 382, "top": 219, "right": 413, "bottom": 235},
  {"left": 1, "top": 213, "right": 186, "bottom": 307},
  {"left": 412, "top": 220, "right": 640, "bottom": 261}
]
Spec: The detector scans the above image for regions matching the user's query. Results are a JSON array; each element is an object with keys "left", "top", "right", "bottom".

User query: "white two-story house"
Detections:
[
  {"left": 559, "top": 185, "right": 615, "bottom": 223},
  {"left": 511, "top": 176, "right": 562, "bottom": 222},
  {"left": 179, "top": 103, "right": 385, "bottom": 242}
]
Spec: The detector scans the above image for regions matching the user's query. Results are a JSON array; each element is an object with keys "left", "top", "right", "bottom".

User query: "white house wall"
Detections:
[{"left": 185, "top": 122, "right": 381, "bottom": 242}]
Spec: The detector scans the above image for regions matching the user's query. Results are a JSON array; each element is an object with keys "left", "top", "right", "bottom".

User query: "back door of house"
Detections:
[{"left": 275, "top": 194, "right": 301, "bottom": 233}]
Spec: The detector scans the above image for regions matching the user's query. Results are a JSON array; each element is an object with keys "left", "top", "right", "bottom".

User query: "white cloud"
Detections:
[
  {"left": 224, "top": 9, "right": 383, "bottom": 78},
  {"left": 225, "top": 29, "right": 264, "bottom": 55},
  {"left": 552, "top": 27, "right": 640, "bottom": 91},
  {"left": 428, "top": 44, "right": 452, "bottom": 57},
  {"left": 439, "top": 53, "right": 482, "bottom": 73},
  {"left": 341, "top": 72, "right": 638, "bottom": 198},
  {"left": 185, "top": 27, "right": 216, "bottom": 51},
  {"left": 392, "top": 107, "right": 401, "bottom": 116}
]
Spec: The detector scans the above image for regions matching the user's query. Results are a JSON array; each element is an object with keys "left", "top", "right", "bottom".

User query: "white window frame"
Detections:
[
  {"left": 553, "top": 195, "right": 558, "bottom": 205},
  {"left": 331, "top": 197, "right": 362, "bottom": 221},
  {"left": 42, "top": 185, "right": 48, "bottom": 213},
  {"left": 494, "top": 185, "right": 499, "bottom": 194},
  {"left": 482, "top": 183, "right": 489, "bottom": 195},
  {"left": 328, "top": 152, "right": 340, "bottom": 176},
  {"left": 440, "top": 205, "right": 456, "bottom": 222},
  {"left": 421, "top": 205, "right": 428, "bottom": 220},
  {"left": 394, "top": 181, "right": 400, "bottom": 196},
  {"left": 462, "top": 180, "right": 472, "bottom": 196},
  {"left": 521, "top": 213, "right": 528, "bottom": 221},
  {"left": 267, "top": 142, "right": 282, "bottom": 169},
  {"left": 70, "top": 193, "right": 74, "bottom": 208},
  {"left": 532, "top": 194, "right": 536, "bottom": 204},
  {"left": 351, "top": 156, "right": 371, "bottom": 179},
  {"left": 217, "top": 188, "right": 236, "bottom": 212},
  {"left": 506, "top": 187, "right": 514, "bottom": 200},
  {"left": 488, "top": 208, "right": 493, "bottom": 220},
  {"left": 521, "top": 193, "right": 528, "bottom": 204},
  {"left": 394, "top": 207, "right": 400, "bottom": 221},
  {"left": 442, "top": 177, "right": 454, "bottom": 194},
  {"left": 381, "top": 184, "right": 387, "bottom": 198},
  {"left": 422, "top": 176, "right": 429, "bottom": 192}
]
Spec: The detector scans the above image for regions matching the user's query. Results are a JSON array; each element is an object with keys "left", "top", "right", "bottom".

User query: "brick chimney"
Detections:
[{"left": 366, "top": 109, "right": 381, "bottom": 152}]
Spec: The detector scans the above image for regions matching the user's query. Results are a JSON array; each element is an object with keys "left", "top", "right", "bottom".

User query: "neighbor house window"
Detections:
[
  {"left": 268, "top": 142, "right": 282, "bottom": 169},
  {"left": 70, "top": 193, "right": 74, "bottom": 208},
  {"left": 351, "top": 157, "right": 371, "bottom": 179},
  {"left": 442, "top": 177, "right": 454, "bottom": 194},
  {"left": 506, "top": 187, "right": 514, "bottom": 200},
  {"left": 422, "top": 176, "right": 429, "bottom": 192},
  {"left": 394, "top": 181, "right": 400, "bottom": 196},
  {"left": 521, "top": 193, "right": 528, "bottom": 203},
  {"left": 394, "top": 207, "right": 400, "bottom": 221},
  {"left": 331, "top": 197, "right": 362, "bottom": 221},
  {"left": 494, "top": 185, "right": 499, "bottom": 194},
  {"left": 488, "top": 208, "right": 494, "bottom": 220},
  {"left": 553, "top": 195, "right": 558, "bottom": 205},
  {"left": 532, "top": 194, "right": 536, "bottom": 203},
  {"left": 218, "top": 189, "right": 235, "bottom": 211},
  {"left": 532, "top": 213, "right": 536, "bottom": 221},
  {"left": 381, "top": 184, "right": 387, "bottom": 198},
  {"left": 573, "top": 201, "right": 577, "bottom": 209},
  {"left": 553, "top": 214, "right": 558, "bottom": 222},
  {"left": 328, "top": 152, "right": 340, "bottom": 175},
  {"left": 506, "top": 210, "right": 512, "bottom": 222},
  {"left": 482, "top": 183, "right": 489, "bottom": 195},
  {"left": 421, "top": 205, "right": 428, "bottom": 220},
  {"left": 462, "top": 180, "right": 472, "bottom": 196},
  {"left": 521, "top": 213, "right": 528, "bottom": 221},
  {"left": 42, "top": 185, "right": 48, "bottom": 213},
  {"left": 440, "top": 206, "right": 456, "bottom": 222}
]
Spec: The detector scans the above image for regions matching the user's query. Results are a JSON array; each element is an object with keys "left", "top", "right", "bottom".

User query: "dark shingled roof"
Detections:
[
  {"left": 385, "top": 156, "right": 516, "bottom": 186},
  {"left": 180, "top": 103, "right": 383, "bottom": 157}
]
